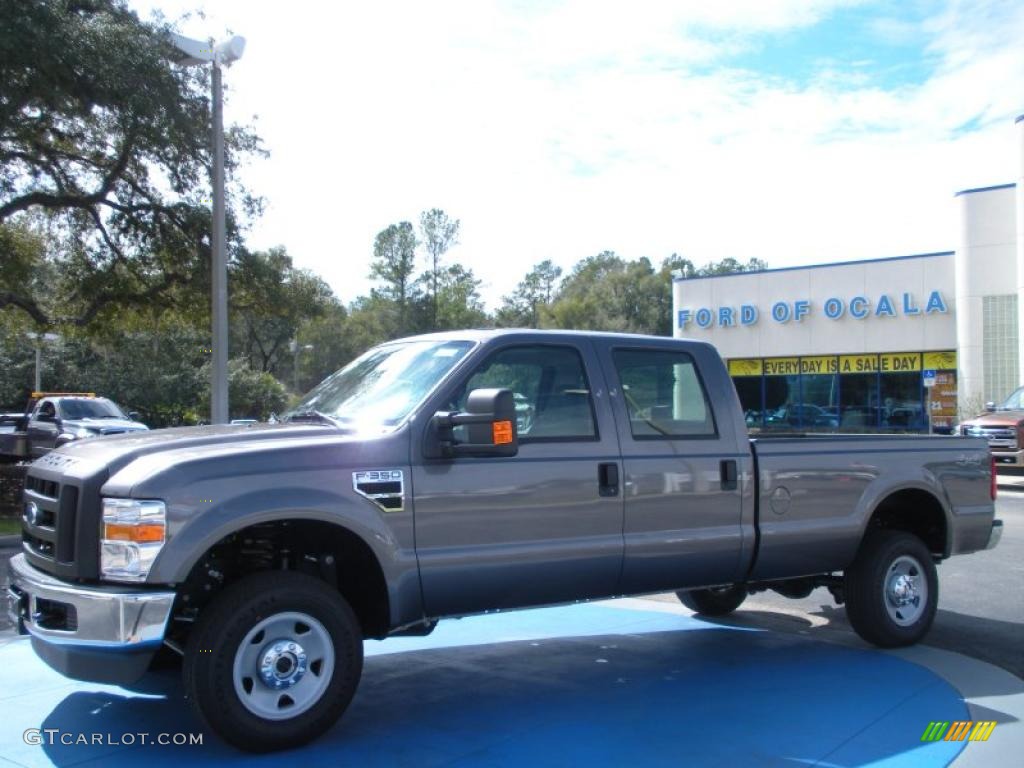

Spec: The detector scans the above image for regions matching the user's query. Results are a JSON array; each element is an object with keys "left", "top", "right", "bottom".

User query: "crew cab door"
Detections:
[
  {"left": 27, "top": 399, "right": 59, "bottom": 457},
  {"left": 411, "top": 339, "right": 624, "bottom": 617},
  {"left": 596, "top": 340, "right": 750, "bottom": 593}
]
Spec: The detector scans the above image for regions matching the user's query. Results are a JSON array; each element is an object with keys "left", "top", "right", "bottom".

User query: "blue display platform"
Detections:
[{"left": 0, "top": 602, "right": 968, "bottom": 767}]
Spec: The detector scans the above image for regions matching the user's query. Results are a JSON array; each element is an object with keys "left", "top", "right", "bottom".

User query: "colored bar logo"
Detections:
[{"left": 921, "top": 721, "right": 997, "bottom": 742}]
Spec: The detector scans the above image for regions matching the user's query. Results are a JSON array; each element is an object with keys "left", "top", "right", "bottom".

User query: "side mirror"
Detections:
[
  {"left": 985, "top": 401, "right": 996, "bottom": 412},
  {"left": 424, "top": 388, "right": 519, "bottom": 459},
  {"left": 128, "top": 411, "right": 141, "bottom": 421}
]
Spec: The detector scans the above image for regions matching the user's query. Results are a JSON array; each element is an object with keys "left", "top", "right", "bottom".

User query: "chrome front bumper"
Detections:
[{"left": 7, "top": 553, "right": 174, "bottom": 648}]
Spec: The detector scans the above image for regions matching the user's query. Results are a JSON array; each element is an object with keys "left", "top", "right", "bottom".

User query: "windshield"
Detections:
[
  {"left": 288, "top": 339, "right": 475, "bottom": 433},
  {"left": 999, "top": 386, "right": 1024, "bottom": 410},
  {"left": 59, "top": 398, "right": 126, "bottom": 420}
]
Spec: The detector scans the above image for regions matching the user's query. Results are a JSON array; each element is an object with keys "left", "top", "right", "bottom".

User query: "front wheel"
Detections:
[
  {"left": 183, "top": 571, "right": 363, "bottom": 752},
  {"left": 676, "top": 584, "right": 747, "bottom": 616},
  {"left": 844, "top": 530, "right": 938, "bottom": 647}
]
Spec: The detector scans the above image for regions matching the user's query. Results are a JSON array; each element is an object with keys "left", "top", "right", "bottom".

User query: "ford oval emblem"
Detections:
[{"left": 24, "top": 501, "right": 40, "bottom": 527}]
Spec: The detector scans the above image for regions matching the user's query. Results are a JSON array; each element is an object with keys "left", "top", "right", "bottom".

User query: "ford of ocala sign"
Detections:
[{"left": 677, "top": 290, "right": 948, "bottom": 330}]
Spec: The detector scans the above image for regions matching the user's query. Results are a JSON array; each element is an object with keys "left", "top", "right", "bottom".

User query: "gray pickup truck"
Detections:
[{"left": 7, "top": 330, "right": 1002, "bottom": 751}]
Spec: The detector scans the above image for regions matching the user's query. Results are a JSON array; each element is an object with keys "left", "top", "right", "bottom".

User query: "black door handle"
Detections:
[
  {"left": 598, "top": 462, "right": 619, "bottom": 497},
  {"left": 720, "top": 460, "right": 738, "bottom": 491}
]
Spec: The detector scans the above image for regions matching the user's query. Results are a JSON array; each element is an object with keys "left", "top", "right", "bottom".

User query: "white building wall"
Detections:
[
  {"left": 1017, "top": 116, "right": 1024, "bottom": 385},
  {"left": 672, "top": 254, "right": 957, "bottom": 360},
  {"left": 955, "top": 184, "right": 1018, "bottom": 410}
]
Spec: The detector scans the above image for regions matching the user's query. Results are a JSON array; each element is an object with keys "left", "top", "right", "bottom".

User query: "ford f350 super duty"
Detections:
[{"left": 7, "top": 330, "right": 1002, "bottom": 751}]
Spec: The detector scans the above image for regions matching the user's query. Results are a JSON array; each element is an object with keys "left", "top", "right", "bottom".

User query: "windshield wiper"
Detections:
[{"left": 286, "top": 410, "right": 343, "bottom": 428}]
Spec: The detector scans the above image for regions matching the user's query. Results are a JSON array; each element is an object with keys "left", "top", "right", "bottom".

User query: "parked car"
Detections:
[
  {"left": 9, "top": 330, "right": 1000, "bottom": 751},
  {"left": 959, "top": 385, "right": 1024, "bottom": 466},
  {"left": 0, "top": 393, "right": 148, "bottom": 461},
  {"left": 764, "top": 404, "right": 839, "bottom": 429}
]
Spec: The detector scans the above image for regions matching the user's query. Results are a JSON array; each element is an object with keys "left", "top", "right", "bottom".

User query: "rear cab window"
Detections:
[{"left": 612, "top": 348, "right": 717, "bottom": 439}]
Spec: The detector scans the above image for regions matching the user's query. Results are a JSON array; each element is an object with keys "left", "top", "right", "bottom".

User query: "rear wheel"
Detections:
[
  {"left": 844, "top": 530, "right": 938, "bottom": 647},
  {"left": 183, "top": 571, "right": 363, "bottom": 752},
  {"left": 676, "top": 584, "right": 747, "bottom": 616}
]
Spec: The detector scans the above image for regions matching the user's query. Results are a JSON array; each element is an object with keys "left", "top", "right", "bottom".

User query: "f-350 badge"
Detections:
[{"left": 352, "top": 470, "right": 404, "bottom": 512}]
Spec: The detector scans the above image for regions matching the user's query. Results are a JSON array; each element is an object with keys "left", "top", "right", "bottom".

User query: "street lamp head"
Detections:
[
  {"left": 215, "top": 36, "right": 246, "bottom": 66},
  {"left": 170, "top": 32, "right": 245, "bottom": 67}
]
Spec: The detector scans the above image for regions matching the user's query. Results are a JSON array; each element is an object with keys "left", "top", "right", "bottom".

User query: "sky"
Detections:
[{"left": 130, "top": 0, "right": 1024, "bottom": 309}]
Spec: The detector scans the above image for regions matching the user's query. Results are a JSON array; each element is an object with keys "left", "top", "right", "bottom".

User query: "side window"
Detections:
[
  {"left": 455, "top": 345, "right": 597, "bottom": 441},
  {"left": 38, "top": 402, "right": 56, "bottom": 420},
  {"left": 612, "top": 348, "right": 716, "bottom": 438}
]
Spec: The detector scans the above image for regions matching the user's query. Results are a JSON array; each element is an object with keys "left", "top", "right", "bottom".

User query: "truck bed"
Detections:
[{"left": 749, "top": 433, "right": 990, "bottom": 580}]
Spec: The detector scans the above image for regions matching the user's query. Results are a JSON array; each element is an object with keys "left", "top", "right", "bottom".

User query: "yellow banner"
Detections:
[
  {"left": 839, "top": 354, "right": 879, "bottom": 373},
  {"left": 879, "top": 353, "right": 922, "bottom": 372},
  {"left": 728, "top": 358, "right": 763, "bottom": 376},
  {"left": 763, "top": 357, "right": 800, "bottom": 376},
  {"left": 923, "top": 350, "right": 957, "bottom": 370},
  {"left": 799, "top": 356, "right": 838, "bottom": 375}
]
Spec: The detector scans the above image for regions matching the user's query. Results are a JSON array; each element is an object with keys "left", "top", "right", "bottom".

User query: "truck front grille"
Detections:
[
  {"left": 964, "top": 426, "right": 1018, "bottom": 449},
  {"left": 21, "top": 472, "right": 94, "bottom": 579},
  {"left": 22, "top": 483, "right": 78, "bottom": 565},
  {"left": 25, "top": 475, "right": 59, "bottom": 499}
]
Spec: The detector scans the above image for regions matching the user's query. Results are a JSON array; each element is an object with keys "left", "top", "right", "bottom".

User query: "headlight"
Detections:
[{"left": 100, "top": 498, "right": 166, "bottom": 582}]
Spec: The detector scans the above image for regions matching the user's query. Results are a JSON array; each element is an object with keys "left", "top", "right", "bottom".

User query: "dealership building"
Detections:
[{"left": 672, "top": 118, "right": 1024, "bottom": 433}]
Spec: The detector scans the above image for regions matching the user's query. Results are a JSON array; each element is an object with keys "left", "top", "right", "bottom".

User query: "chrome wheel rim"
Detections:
[
  {"left": 883, "top": 555, "right": 928, "bottom": 627},
  {"left": 232, "top": 611, "right": 334, "bottom": 720}
]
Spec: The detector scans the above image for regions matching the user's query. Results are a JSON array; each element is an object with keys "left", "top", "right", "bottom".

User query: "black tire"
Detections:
[
  {"left": 844, "top": 530, "right": 938, "bottom": 648},
  {"left": 676, "top": 584, "right": 747, "bottom": 616},
  {"left": 183, "top": 571, "right": 363, "bottom": 752}
]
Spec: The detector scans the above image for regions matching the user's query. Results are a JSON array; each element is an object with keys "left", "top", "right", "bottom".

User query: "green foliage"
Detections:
[
  {"left": 370, "top": 221, "right": 419, "bottom": 333},
  {"left": 419, "top": 209, "right": 460, "bottom": 330},
  {"left": 199, "top": 359, "right": 288, "bottom": 422},
  {"left": 415, "top": 263, "right": 488, "bottom": 331},
  {"left": 231, "top": 247, "right": 338, "bottom": 378},
  {"left": 496, "top": 259, "right": 562, "bottom": 328},
  {"left": 292, "top": 305, "right": 357, "bottom": 394},
  {"left": 0, "top": 0, "right": 263, "bottom": 328},
  {"left": 531, "top": 252, "right": 767, "bottom": 336}
]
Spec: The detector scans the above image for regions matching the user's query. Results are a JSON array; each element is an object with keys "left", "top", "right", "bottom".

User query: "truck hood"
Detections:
[
  {"left": 49, "top": 423, "right": 339, "bottom": 481},
  {"left": 63, "top": 417, "right": 149, "bottom": 433},
  {"left": 961, "top": 410, "right": 1024, "bottom": 428}
]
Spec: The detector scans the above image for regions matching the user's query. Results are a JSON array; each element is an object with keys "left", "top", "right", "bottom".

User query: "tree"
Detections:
[
  {"left": 199, "top": 359, "right": 288, "bottom": 422},
  {"left": 428, "top": 264, "right": 488, "bottom": 330},
  {"left": 292, "top": 304, "right": 356, "bottom": 395},
  {"left": 496, "top": 259, "right": 563, "bottom": 328},
  {"left": 369, "top": 222, "right": 418, "bottom": 333},
  {"left": 230, "top": 247, "right": 338, "bottom": 377},
  {"left": 0, "top": 0, "right": 264, "bottom": 328},
  {"left": 419, "top": 208, "right": 460, "bottom": 330},
  {"left": 531, "top": 251, "right": 769, "bottom": 335},
  {"left": 697, "top": 256, "right": 767, "bottom": 276}
]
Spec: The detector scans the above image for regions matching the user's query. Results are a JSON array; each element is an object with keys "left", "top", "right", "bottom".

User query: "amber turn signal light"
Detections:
[
  {"left": 103, "top": 522, "right": 165, "bottom": 543},
  {"left": 492, "top": 420, "right": 514, "bottom": 445}
]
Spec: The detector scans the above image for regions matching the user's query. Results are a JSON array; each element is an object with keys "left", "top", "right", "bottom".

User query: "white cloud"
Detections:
[{"left": 130, "top": 0, "right": 1024, "bottom": 308}]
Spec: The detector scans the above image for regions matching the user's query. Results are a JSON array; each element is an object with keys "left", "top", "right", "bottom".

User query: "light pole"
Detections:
[
  {"left": 170, "top": 32, "right": 246, "bottom": 424},
  {"left": 290, "top": 341, "right": 314, "bottom": 394},
  {"left": 25, "top": 332, "right": 59, "bottom": 392}
]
